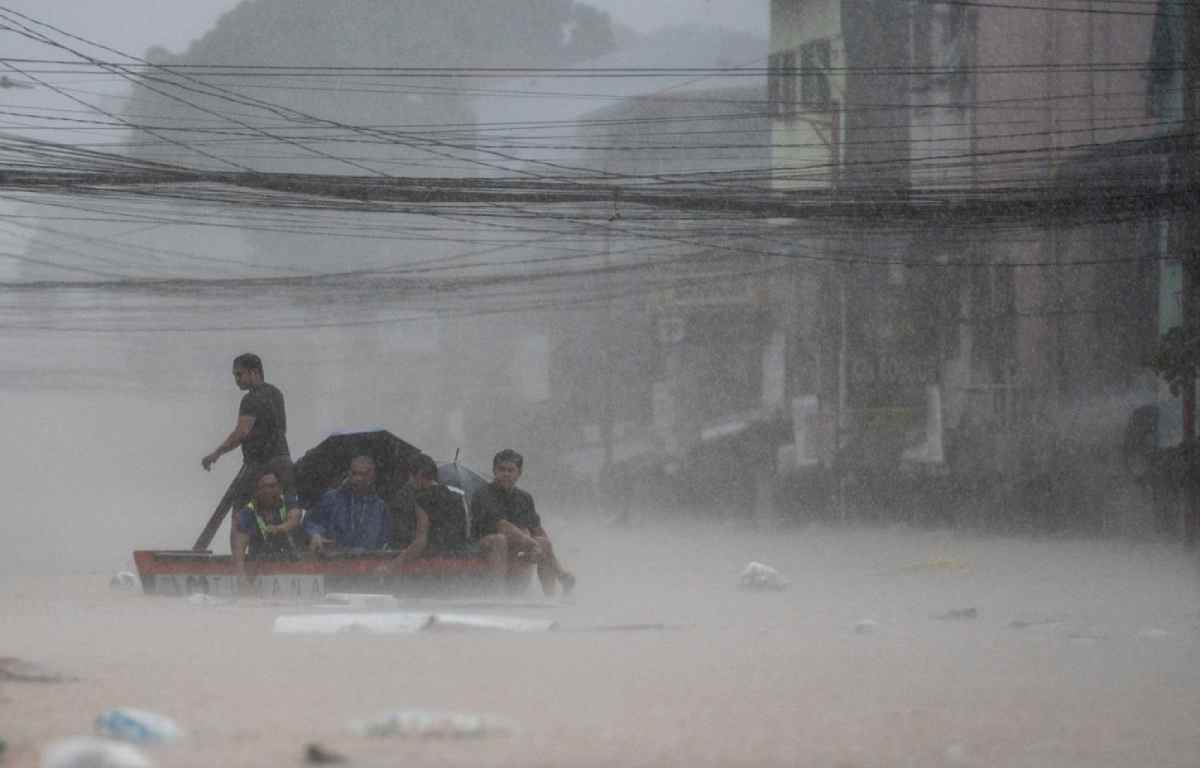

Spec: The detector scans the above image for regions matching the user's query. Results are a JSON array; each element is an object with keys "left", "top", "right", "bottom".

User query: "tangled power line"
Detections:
[{"left": 0, "top": 2, "right": 1191, "bottom": 333}]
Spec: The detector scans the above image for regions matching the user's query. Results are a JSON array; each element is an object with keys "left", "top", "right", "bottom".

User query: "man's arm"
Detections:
[
  {"left": 231, "top": 512, "right": 252, "bottom": 586},
  {"left": 370, "top": 498, "right": 393, "bottom": 550},
  {"left": 469, "top": 494, "right": 496, "bottom": 540},
  {"left": 271, "top": 507, "right": 303, "bottom": 534},
  {"left": 304, "top": 496, "right": 332, "bottom": 549},
  {"left": 397, "top": 505, "right": 430, "bottom": 563},
  {"left": 202, "top": 414, "right": 255, "bottom": 470}
]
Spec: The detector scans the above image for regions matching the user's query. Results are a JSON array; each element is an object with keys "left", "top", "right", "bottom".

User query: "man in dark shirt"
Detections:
[
  {"left": 200, "top": 353, "right": 293, "bottom": 554},
  {"left": 385, "top": 454, "right": 507, "bottom": 581},
  {"left": 470, "top": 448, "right": 575, "bottom": 597},
  {"left": 231, "top": 469, "right": 304, "bottom": 591}
]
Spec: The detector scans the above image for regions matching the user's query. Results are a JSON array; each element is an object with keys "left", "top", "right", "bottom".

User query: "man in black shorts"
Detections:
[
  {"left": 385, "top": 454, "right": 508, "bottom": 583},
  {"left": 199, "top": 353, "right": 292, "bottom": 553},
  {"left": 470, "top": 448, "right": 574, "bottom": 597}
]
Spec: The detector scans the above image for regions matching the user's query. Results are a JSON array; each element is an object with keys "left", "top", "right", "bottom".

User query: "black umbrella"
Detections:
[
  {"left": 293, "top": 428, "right": 422, "bottom": 506},
  {"left": 437, "top": 462, "right": 488, "bottom": 500}
]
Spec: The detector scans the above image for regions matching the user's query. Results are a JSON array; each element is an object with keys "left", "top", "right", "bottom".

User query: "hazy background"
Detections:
[{"left": 0, "top": 4, "right": 1197, "bottom": 767}]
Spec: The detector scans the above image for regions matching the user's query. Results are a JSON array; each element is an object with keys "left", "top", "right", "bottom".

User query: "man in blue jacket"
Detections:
[{"left": 305, "top": 455, "right": 391, "bottom": 552}]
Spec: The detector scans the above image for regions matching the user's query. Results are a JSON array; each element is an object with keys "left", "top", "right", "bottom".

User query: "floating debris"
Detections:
[
  {"left": 273, "top": 611, "right": 557, "bottom": 636},
  {"left": 109, "top": 572, "right": 140, "bottom": 592},
  {"left": 348, "top": 709, "right": 517, "bottom": 739},
  {"left": 1067, "top": 630, "right": 1107, "bottom": 644},
  {"left": 41, "top": 738, "right": 152, "bottom": 768},
  {"left": 304, "top": 742, "right": 347, "bottom": 764},
  {"left": 738, "top": 562, "right": 789, "bottom": 591},
  {"left": 95, "top": 708, "right": 183, "bottom": 745},
  {"left": 320, "top": 593, "right": 400, "bottom": 610},
  {"left": 1008, "top": 614, "right": 1063, "bottom": 630},
  {"left": 0, "top": 657, "right": 74, "bottom": 684},
  {"left": 933, "top": 607, "right": 978, "bottom": 621},
  {"left": 274, "top": 612, "right": 434, "bottom": 636},
  {"left": 426, "top": 613, "right": 557, "bottom": 633},
  {"left": 853, "top": 619, "right": 879, "bottom": 635}
]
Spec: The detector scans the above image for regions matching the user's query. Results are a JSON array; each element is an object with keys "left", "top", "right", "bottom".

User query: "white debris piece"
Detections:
[
  {"left": 321, "top": 593, "right": 400, "bottom": 610},
  {"left": 348, "top": 709, "right": 517, "bottom": 739},
  {"left": 273, "top": 612, "right": 434, "bottom": 636},
  {"left": 95, "top": 708, "right": 182, "bottom": 745},
  {"left": 427, "top": 613, "right": 558, "bottom": 633},
  {"left": 42, "top": 737, "right": 153, "bottom": 768},
  {"left": 853, "top": 619, "right": 879, "bottom": 635},
  {"left": 273, "top": 611, "right": 558, "bottom": 636},
  {"left": 108, "top": 572, "right": 140, "bottom": 592},
  {"left": 738, "top": 562, "right": 790, "bottom": 591},
  {"left": 944, "top": 741, "right": 975, "bottom": 766}
]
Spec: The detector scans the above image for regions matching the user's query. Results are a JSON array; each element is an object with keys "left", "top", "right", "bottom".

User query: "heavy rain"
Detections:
[{"left": 1, "top": 1, "right": 1199, "bottom": 767}]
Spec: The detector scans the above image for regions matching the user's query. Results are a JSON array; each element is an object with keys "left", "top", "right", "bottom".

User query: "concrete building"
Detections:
[{"left": 768, "top": 0, "right": 1180, "bottom": 529}]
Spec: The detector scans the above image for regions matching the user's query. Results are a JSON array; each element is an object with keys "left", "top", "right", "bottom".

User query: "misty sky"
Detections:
[{"left": 3, "top": 0, "right": 767, "bottom": 61}]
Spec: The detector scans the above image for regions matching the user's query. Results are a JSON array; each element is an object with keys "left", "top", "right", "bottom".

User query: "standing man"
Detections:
[
  {"left": 197, "top": 353, "right": 291, "bottom": 552},
  {"left": 470, "top": 449, "right": 575, "bottom": 597}
]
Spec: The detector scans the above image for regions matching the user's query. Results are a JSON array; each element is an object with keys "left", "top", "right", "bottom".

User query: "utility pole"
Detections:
[{"left": 1182, "top": 0, "right": 1200, "bottom": 545}]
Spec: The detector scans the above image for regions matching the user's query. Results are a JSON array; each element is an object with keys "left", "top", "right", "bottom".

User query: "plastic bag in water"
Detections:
[
  {"left": 94, "top": 708, "right": 182, "bottom": 745},
  {"left": 738, "top": 561, "right": 790, "bottom": 591},
  {"left": 42, "top": 737, "right": 152, "bottom": 768},
  {"left": 348, "top": 709, "right": 517, "bottom": 739}
]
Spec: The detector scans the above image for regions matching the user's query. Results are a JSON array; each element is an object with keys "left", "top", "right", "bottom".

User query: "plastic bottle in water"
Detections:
[
  {"left": 94, "top": 708, "right": 182, "bottom": 745},
  {"left": 348, "top": 709, "right": 517, "bottom": 739}
]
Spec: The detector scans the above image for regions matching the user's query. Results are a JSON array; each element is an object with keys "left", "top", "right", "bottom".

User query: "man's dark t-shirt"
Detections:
[
  {"left": 470, "top": 483, "right": 541, "bottom": 537},
  {"left": 416, "top": 484, "right": 470, "bottom": 554},
  {"left": 390, "top": 483, "right": 470, "bottom": 555},
  {"left": 387, "top": 483, "right": 418, "bottom": 547},
  {"left": 238, "top": 382, "right": 289, "bottom": 463}
]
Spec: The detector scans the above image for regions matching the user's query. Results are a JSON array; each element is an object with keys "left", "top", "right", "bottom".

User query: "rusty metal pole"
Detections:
[{"left": 1182, "top": 0, "right": 1199, "bottom": 545}]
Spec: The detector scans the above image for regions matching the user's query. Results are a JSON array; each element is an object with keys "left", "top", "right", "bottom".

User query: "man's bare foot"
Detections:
[{"left": 559, "top": 570, "right": 576, "bottom": 596}]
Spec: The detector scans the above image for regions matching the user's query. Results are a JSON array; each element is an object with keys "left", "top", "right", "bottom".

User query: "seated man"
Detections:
[
  {"left": 304, "top": 455, "right": 392, "bottom": 553},
  {"left": 231, "top": 469, "right": 304, "bottom": 590},
  {"left": 470, "top": 448, "right": 575, "bottom": 597},
  {"left": 386, "top": 454, "right": 507, "bottom": 581}
]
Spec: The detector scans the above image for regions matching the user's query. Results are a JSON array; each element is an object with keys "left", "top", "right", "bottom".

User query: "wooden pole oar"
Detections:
[{"left": 192, "top": 465, "right": 250, "bottom": 552}]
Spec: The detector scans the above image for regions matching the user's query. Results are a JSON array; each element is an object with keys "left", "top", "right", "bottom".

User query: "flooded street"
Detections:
[
  {"left": 3, "top": 514, "right": 1199, "bottom": 767},
  {"left": 3, "top": 389, "right": 1200, "bottom": 767},
  {"left": 2, "top": 1, "right": 1200, "bottom": 761}
]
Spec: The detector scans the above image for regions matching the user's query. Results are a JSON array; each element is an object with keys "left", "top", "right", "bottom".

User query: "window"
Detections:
[
  {"left": 768, "top": 50, "right": 797, "bottom": 118},
  {"left": 800, "top": 39, "right": 832, "bottom": 112},
  {"left": 770, "top": 39, "right": 832, "bottom": 117},
  {"left": 912, "top": 2, "right": 971, "bottom": 101}
]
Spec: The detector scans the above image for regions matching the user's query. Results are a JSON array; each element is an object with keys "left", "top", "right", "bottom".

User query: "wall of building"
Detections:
[{"left": 769, "top": 0, "right": 844, "bottom": 190}]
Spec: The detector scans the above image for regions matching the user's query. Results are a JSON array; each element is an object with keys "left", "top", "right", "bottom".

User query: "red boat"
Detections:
[
  {"left": 132, "top": 549, "right": 492, "bottom": 599},
  {"left": 133, "top": 430, "right": 495, "bottom": 598}
]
